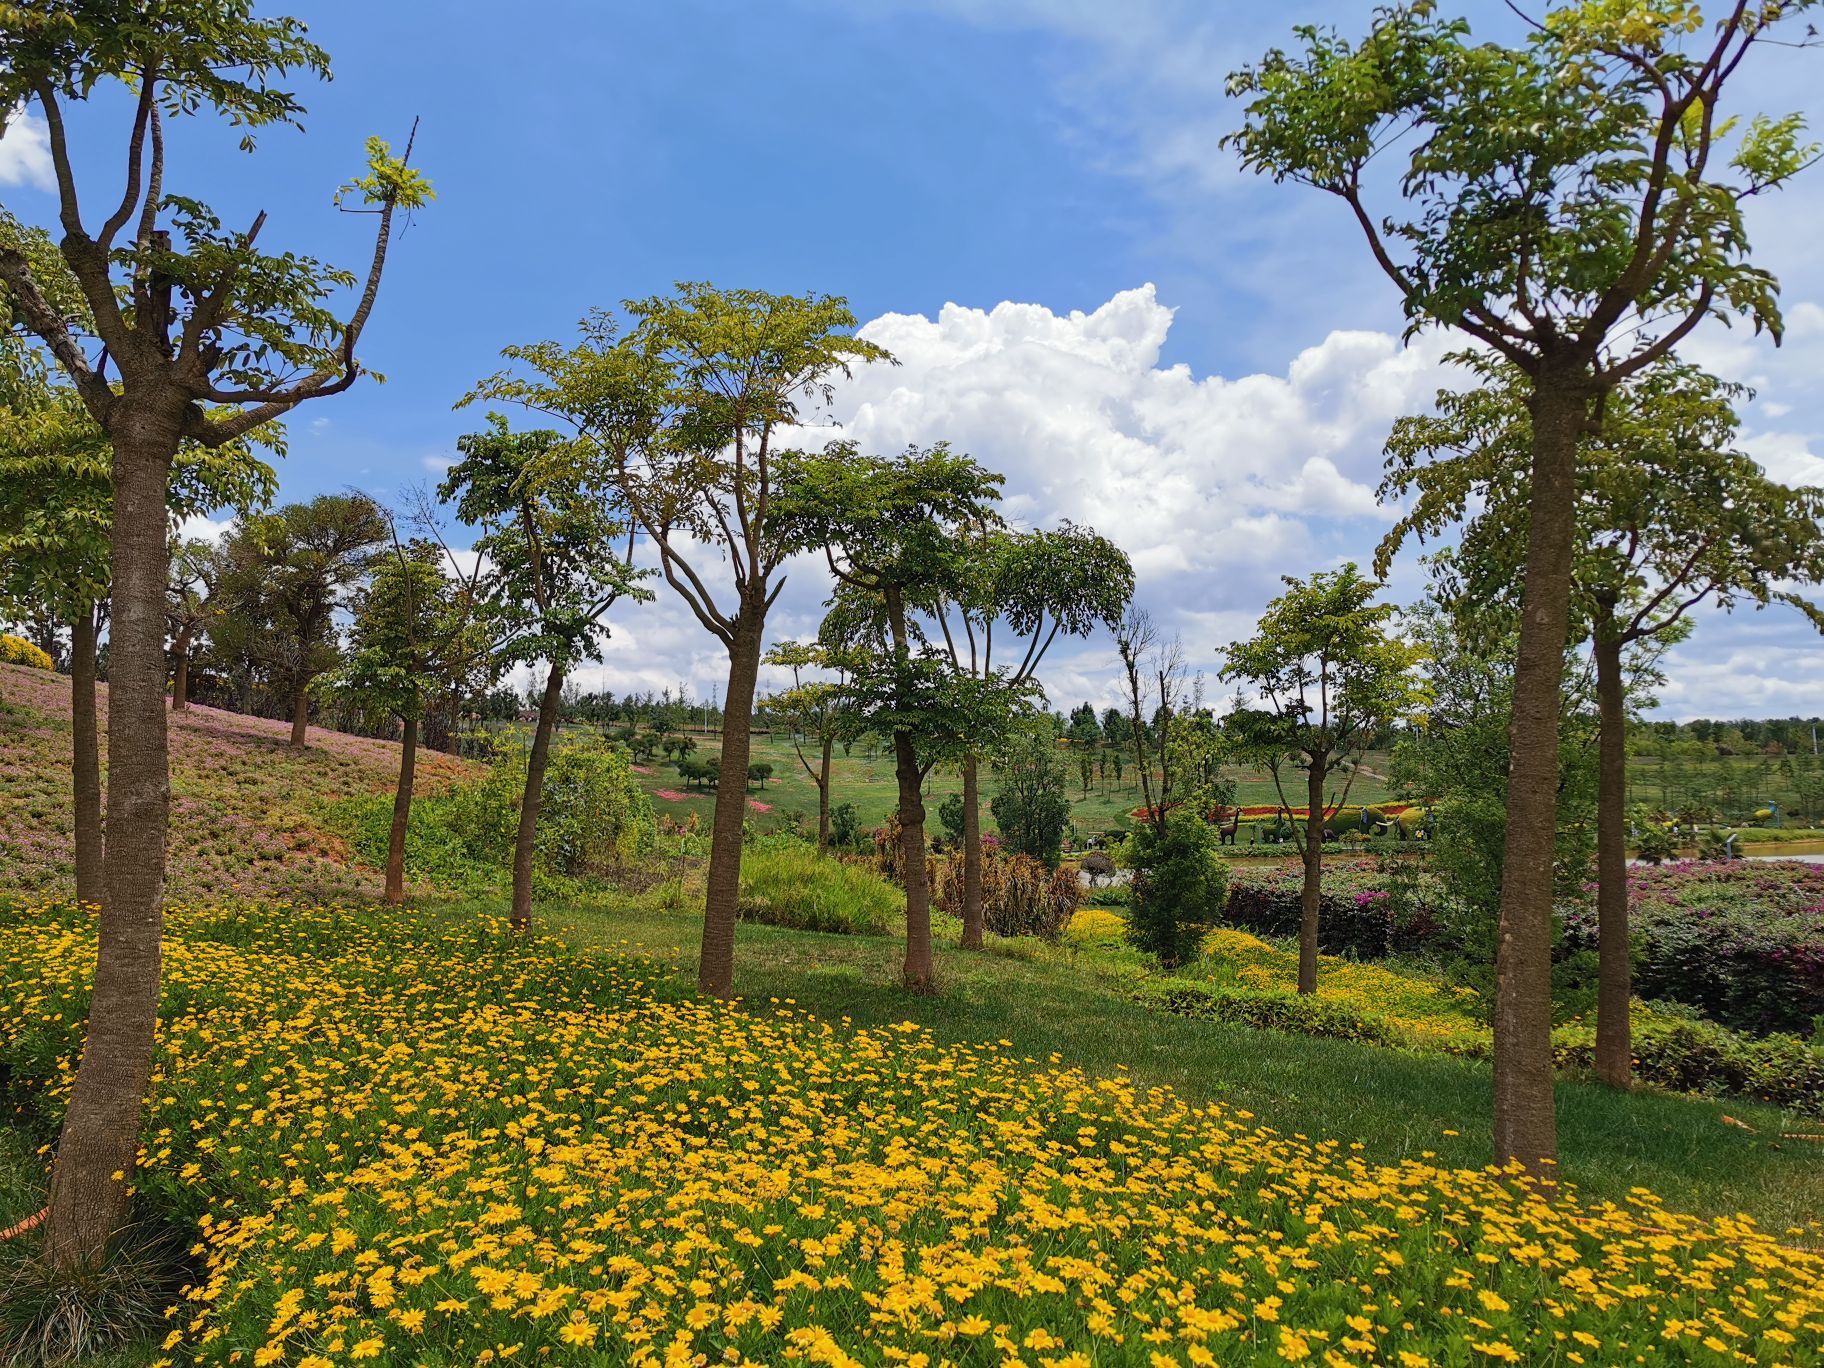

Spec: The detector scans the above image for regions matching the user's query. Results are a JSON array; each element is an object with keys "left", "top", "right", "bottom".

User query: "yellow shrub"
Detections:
[
  {"left": 1062, "top": 907, "right": 1128, "bottom": 949},
  {"left": 0, "top": 633, "right": 53, "bottom": 670}
]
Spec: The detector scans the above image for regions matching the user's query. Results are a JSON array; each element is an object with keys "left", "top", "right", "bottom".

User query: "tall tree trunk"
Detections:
[
  {"left": 816, "top": 733, "right": 833, "bottom": 852},
  {"left": 698, "top": 615, "right": 763, "bottom": 998},
  {"left": 45, "top": 421, "right": 177, "bottom": 1271},
  {"left": 1300, "top": 758, "right": 1325, "bottom": 995},
  {"left": 384, "top": 715, "right": 418, "bottom": 906},
  {"left": 169, "top": 625, "right": 191, "bottom": 711},
  {"left": 289, "top": 683, "right": 310, "bottom": 748},
  {"left": 511, "top": 662, "right": 565, "bottom": 930},
  {"left": 71, "top": 602, "right": 104, "bottom": 909},
  {"left": 897, "top": 729, "right": 935, "bottom": 991},
  {"left": 960, "top": 753, "right": 985, "bottom": 950},
  {"left": 1492, "top": 370, "right": 1589, "bottom": 1179},
  {"left": 1592, "top": 621, "right": 1632, "bottom": 1088}
]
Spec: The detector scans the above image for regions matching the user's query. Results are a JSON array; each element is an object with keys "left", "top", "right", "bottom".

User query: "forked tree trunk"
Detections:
[
  {"left": 960, "top": 753, "right": 985, "bottom": 950},
  {"left": 1299, "top": 759, "right": 1325, "bottom": 996},
  {"left": 1592, "top": 623, "right": 1632, "bottom": 1088},
  {"left": 897, "top": 729, "right": 935, "bottom": 991},
  {"left": 511, "top": 662, "right": 565, "bottom": 930},
  {"left": 170, "top": 625, "right": 192, "bottom": 711},
  {"left": 71, "top": 603, "right": 105, "bottom": 909},
  {"left": 46, "top": 419, "right": 177, "bottom": 1272},
  {"left": 698, "top": 616, "right": 763, "bottom": 998},
  {"left": 383, "top": 714, "right": 418, "bottom": 906},
  {"left": 289, "top": 683, "right": 310, "bottom": 748},
  {"left": 816, "top": 733, "right": 832, "bottom": 852},
  {"left": 1491, "top": 369, "right": 1590, "bottom": 1178}
]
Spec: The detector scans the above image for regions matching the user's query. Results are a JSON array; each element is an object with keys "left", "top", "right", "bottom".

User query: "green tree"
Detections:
[
  {"left": 1228, "top": 1, "right": 1815, "bottom": 1173},
  {"left": 1221, "top": 565, "right": 1425, "bottom": 995},
  {"left": 989, "top": 726, "right": 1074, "bottom": 866},
  {"left": 211, "top": 494, "right": 389, "bottom": 744},
  {"left": 0, "top": 4, "right": 428, "bottom": 1270},
  {"left": 439, "top": 416, "right": 647, "bottom": 929},
  {"left": 761, "top": 636, "right": 854, "bottom": 851},
  {"left": 467, "top": 283, "right": 889, "bottom": 999},
  {"left": 780, "top": 440, "right": 1013, "bottom": 991},
  {"left": 1126, "top": 810, "right": 1229, "bottom": 970},
  {"left": 929, "top": 522, "right": 1132, "bottom": 947},
  {"left": 1383, "top": 357, "right": 1824, "bottom": 1085},
  {"left": 165, "top": 535, "right": 218, "bottom": 713},
  {"left": 1389, "top": 579, "right": 1599, "bottom": 1014},
  {"left": 321, "top": 538, "right": 486, "bottom": 904},
  {"left": 0, "top": 339, "right": 273, "bottom": 908}
]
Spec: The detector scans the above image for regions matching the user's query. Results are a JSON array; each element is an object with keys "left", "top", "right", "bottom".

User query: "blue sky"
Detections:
[{"left": 6, "top": 1, "right": 1824, "bottom": 719}]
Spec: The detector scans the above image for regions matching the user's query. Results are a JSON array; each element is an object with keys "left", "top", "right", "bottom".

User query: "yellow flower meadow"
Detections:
[{"left": 1, "top": 898, "right": 1820, "bottom": 1366}]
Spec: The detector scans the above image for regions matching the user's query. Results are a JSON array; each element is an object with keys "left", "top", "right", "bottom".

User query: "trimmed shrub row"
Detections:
[{"left": 1139, "top": 975, "right": 1823, "bottom": 1115}]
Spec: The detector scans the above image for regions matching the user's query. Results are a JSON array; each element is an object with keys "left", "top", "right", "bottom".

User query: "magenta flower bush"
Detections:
[{"left": 1559, "top": 861, "right": 1824, "bottom": 1037}]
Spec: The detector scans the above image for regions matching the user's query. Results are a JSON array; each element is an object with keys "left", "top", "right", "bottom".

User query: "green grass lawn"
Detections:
[
  {"left": 587, "top": 723, "right": 1398, "bottom": 842},
  {"left": 491, "top": 892, "right": 1824, "bottom": 1236}
]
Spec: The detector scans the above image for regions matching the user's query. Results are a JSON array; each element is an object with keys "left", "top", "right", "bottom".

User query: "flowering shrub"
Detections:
[
  {"left": 3, "top": 898, "right": 1821, "bottom": 1366},
  {"left": 1224, "top": 858, "right": 1444, "bottom": 957},
  {"left": 0, "top": 637, "right": 52, "bottom": 670},
  {"left": 1559, "top": 862, "right": 1824, "bottom": 1036}
]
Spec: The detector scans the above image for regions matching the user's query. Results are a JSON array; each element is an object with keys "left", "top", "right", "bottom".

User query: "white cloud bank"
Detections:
[
  {"left": 0, "top": 105, "right": 53, "bottom": 190},
  {"left": 552, "top": 283, "right": 1824, "bottom": 723}
]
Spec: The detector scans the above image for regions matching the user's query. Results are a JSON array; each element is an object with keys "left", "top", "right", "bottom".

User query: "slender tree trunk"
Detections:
[
  {"left": 169, "top": 626, "right": 191, "bottom": 711},
  {"left": 897, "top": 729, "right": 935, "bottom": 991},
  {"left": 384, "top": 715, "right": 418, "bottom": 906},
  {"left": 71, "top": 602, "right": 105, "bottom": 909},
  {"left": 1492, "top": 369, "right": 1590, "bottom": 1179},
  {"left": 1300, "top": 758, "right": 1325, "bottom": 995},
  {"left": 45, "top": 420, "right": 177, "bottom": 1271},
  {"left": 511, "top": 662, "right": 565, "bottom": 930},
  {"left": 289, "top": 683, "right": 310, "bottom": 748},
  {"left": 1593, "top": 623, "right": 1632, "bottom": 1088},
  {"left": 960, "top": 753, "right": 985, "bottom": 950},
  {"left": 816, "top": 733, "right": 833, "bottom": 852},
  {"left": 698, "top": 615, "right": 763, "bottom": 998}
]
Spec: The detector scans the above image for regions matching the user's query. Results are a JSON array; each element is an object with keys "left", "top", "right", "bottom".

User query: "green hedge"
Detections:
[
  {"left": 1138, "top": 978, "right": 1823, "bottom": 1115},
  {"left": 1135, "top": 980, "right": 1402, "bottom": 1047}
]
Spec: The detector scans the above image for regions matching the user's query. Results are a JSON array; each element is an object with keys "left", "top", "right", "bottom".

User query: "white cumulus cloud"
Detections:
[{"left": 0, "top": 105, "right": 53, "bottom": 190}]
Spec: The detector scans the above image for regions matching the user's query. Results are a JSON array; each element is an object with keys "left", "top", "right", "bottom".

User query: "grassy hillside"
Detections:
[{"left": 0, "top": 661, "right": 474, "bottom": 903}]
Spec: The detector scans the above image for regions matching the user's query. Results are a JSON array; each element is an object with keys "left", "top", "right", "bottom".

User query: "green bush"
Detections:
[
  {"left": 1126, "top": 811, "right": 1228, "bottom": 969},
  {"left": 323, "top": 791, "right": 497, "bottom": 893},
  {"left": 452, "top": 737, "right": 656, "bottom": 881},
  {"left": 738, "top": 841, "right": 903, "bottom": 934},
  {"left": 1553, "top": 1011, "right": 1823, "bottom": 1115},
  {"left": 938, "top": 791, "right": 966, "bottom": 843},
  {"left": 328, "top": 737, "right": 658, "bottom": 894},
  {"left": 829, "top": 802, "right": 861, "bottom": 850},
  {"left": 1137, "top": 980, "right": 1402, "bottom": 1047}
]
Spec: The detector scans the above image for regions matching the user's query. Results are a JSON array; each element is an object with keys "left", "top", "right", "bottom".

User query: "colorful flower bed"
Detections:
[
  {"left": 4, "top": 898, "right": 1821, "bottom": 1365},
  {"left": 1560, "top": 862, "right": 1824, "bottom": 1037},
  {"left": 1223, "top": 857, "right": 1444, "bottom": 957}
]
